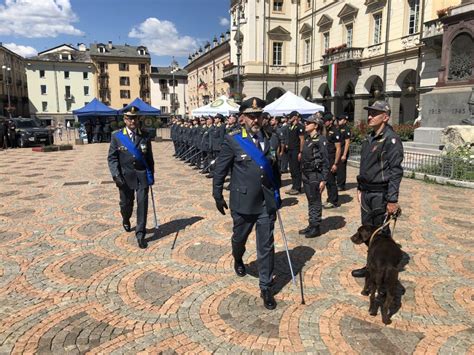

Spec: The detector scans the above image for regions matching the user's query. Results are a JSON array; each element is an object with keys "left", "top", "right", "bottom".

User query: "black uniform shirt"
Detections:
[
  {"left": 326, "top": 125, "right": 342, "bottom": 156},
  {"left": 301, "top": 133, "right": 330, "bottom": 181},
  {"left": 358, "top": 125, "right": 404, "bottom": 203},
  {"left": 287, "top": 123, "right": 304, "bottom": 150},
  {"left": 339, "top": 124, "right": 351, "bottom": 150}
]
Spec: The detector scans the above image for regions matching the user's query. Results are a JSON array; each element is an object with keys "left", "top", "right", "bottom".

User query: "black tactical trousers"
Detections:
[
  {"left": 119, "top": 181, "right": 149, "bottom": 237},
  {"left": 326, "top": 155, "right": 338, "bottom": 204},
  {"left": 279, "top": 150, "right": 289, "bottom": 172},
  {"left": 360, "top": 190, "right": 390, "bottom": 236},
  {"left": 231, "top": 209, "right": 276, "bottom": 290},
  {"left": 337, "top": 158, "right": 348, "bottom": 188},
  {"left": 303, "top": 174, "right": 322, "bottom": 227},
  {"left": 288, "top": 149, "right": 302, "bottom": 190}
]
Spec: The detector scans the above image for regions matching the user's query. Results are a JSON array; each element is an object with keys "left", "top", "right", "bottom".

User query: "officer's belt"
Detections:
[{"left": 358, "top": 182, "right": 388, "bottom": 192}]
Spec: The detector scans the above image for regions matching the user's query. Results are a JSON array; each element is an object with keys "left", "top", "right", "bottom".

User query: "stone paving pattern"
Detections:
[{"left": 0, "top": 142, "right": 473, "bottom": 354}]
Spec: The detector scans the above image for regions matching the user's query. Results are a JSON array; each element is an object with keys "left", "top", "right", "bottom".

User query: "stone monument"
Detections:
[{"left": 415, "top": 2, "right": 474, "bottom": 149}]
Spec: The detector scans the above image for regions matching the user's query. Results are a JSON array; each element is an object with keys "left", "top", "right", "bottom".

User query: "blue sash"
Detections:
[
  {"left": 117, "top": 130, "right": 154, "bottom": 185},
  {"left": 234, "top": 133, "right": 281, "bottom": 208}
]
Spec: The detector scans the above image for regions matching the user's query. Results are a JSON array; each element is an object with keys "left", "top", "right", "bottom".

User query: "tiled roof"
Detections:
[
  {"left": 151, "top": 66, "right": 188, "bottom": 76},
  {"left": 28, "top": 50, "right": 92, "bottom": 63},
  {"left": 89, "top": 43, "right": 151, "bottom": 59}
]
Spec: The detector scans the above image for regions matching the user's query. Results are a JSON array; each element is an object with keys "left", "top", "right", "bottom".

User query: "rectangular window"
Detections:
[
  {"left": 160, "top": 106, "right": 168, "bottom": 113},
  {"left": 373, "top": 13, "right": 382, "bottom": 44},
  {"left": 306, "top": 0, "right": 311, "bottom": 8},
  {"left": 273, "top": 0, "right": 283, "bottom": 11},
  {"left": 40, "top": 85, "right": 47, "bottom": 95},
  {"left": 346, "top": 24, "right": 353, "bottom": 48},
  {"left": 304, "top": 39, "right": 311, "bottom": 64},
  {"left": 84, "top": 102, "right": 89, "bottom": 106},
  {"left": 161, "top": 92, "right": 168, "bottom": 100},
  {"left": 42, "top": 101, "right": 48, "bottom": 112},
  {"left": 323, "top": 32, "right": 330, "bottom": 51},
  {"left": 119, "top": 63, "right": 129, "bottom": 71},
  {"left": 120, "top": 90, "right": 130, "bottom": 99},
  {"left": 119, "top": 76, "right": 130, "bottom": 86},
  {"left": 84, "top": 86, "right": 89, "bottom": 96},
  {"left": 273, "top": 42, "right": 283, "bottom": 66},
  {"left": 60, "top": 54, "right": 69, "bottom": 60},
  {"left": 408, "top": 0, "right": 420, "bottom": 35},
  {"left": 39, "top": 70, "right": 45, "bottom": 78},
  {"left": 64, "top": 71, "right": 69, "bottom": 79},
  {"left": 66, "top": 101, "right": 72, "bottom": 111},
  {"left": 65, "top": 86, "right": 71, "bottom": 98},
  {"left": 83, "top": 72, "right": 88, "bottom": 79}
]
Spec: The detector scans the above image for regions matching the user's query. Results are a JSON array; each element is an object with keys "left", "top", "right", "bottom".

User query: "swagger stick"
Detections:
[
  {"left": 150, "top": 186, "right": 160, "bottom": 230},
  {"left": 276, "top": 210, "right": 296, "bottom": 286}
]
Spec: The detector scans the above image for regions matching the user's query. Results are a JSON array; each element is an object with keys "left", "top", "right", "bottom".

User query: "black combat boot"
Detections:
[
  {"left": 298, "top": 225, "right": 311, "bottom": 235},
  {"left": 305, "top": 226, "right": 321, "bottom": 238}
]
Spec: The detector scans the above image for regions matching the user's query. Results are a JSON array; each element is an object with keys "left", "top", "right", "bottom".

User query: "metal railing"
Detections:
[{"left": 349, "top": 145, "right": 474, "bottom": 182}]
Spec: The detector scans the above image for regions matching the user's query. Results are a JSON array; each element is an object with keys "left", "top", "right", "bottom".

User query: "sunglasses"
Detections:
[
  {"left": 368, "top": 110, "right": 384, "bottom": 117},
  {"left": 246, "top": 114, "right": 262, "bottom": 120}
]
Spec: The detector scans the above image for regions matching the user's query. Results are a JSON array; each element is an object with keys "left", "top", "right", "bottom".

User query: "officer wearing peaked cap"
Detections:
[
  {"left": 212, "top": 97, "right": 281, "bottom": 310},
  {"left": 108, "top": 106, "right": 155, "bottom": 249}
]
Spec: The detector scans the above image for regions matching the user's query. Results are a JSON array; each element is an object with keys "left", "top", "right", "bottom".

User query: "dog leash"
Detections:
[{"left": 368, "top": 210, "right": 400, "bottom": 248}]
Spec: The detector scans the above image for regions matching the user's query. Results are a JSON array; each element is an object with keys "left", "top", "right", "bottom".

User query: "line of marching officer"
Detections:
[{"left": 170, "top": 114, "right": 239, "bottom": 176}]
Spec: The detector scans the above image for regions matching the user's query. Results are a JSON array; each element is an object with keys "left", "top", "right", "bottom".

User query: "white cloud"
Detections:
[
  {"left": 129, "top": 18, "right": 198, "bottom": 57},
  {"left": 3, "top": 42, "right": 37, "bottom": 58},
  {"left": 219, "top": 17, "right": 230, "bottom": 27},
  {"left": 0, "top": 0, "right": 84, "bottom": 38}
]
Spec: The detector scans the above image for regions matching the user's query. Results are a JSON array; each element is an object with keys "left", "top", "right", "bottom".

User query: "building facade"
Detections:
[
  {"left": 150, "top": 66, "right": 188, "bottom": 117},
  {"left": 228, "top": 0, "right": 464, "bottom": 124},
  {"left": 89, "top": 42, "right": 151, "bottom": 109},
  {"left": 184, "top": 34, "right": 231, "bottom": 113},
  {"left": 25, "top": 44, "right": 95, "bottom": 124},
  {"left": 0, "top": 43, "right": 29, "bottom": 118}
]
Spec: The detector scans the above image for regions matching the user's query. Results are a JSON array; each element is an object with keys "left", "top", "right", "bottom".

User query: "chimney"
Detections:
[
  {"left": 78, "top": 43, "right": 87, "bottom": 52},
  {"left": 108, "top": 41, "right": 113, "bottom": 49}
]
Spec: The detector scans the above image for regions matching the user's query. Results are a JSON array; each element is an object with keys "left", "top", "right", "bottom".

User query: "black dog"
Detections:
[{"left": 351, "top": 225, "right": 402, "bottom": 325}]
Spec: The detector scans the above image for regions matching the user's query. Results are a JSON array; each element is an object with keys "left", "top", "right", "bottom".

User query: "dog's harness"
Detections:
[{"left": 368, "top": 209, "right": 401, "bottom": 248}]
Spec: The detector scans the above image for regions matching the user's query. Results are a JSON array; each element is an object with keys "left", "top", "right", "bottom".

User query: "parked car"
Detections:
[{"left": 12, "top": 117, "right": 54, "bottom": 147}]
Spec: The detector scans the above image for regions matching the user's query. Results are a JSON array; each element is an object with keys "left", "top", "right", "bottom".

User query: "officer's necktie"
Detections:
[
  {"left": 131, "top": 131, "right": 136, "bottom": 143},
  {"left": 253, "top": 134, "right": 262, "bottom": 151}
]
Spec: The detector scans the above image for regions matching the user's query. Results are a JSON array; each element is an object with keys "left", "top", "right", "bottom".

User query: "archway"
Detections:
[
  {"left": 343, "top": 82, "right": 355, "bottom": 121},
  {"left": 364, "top": 76, "right": 384, "bottom": 105},
  {"left": 266, "top": 87, "right": 286, "bottom": 103},
  {"left": 396, "top": 69, "right": 418, "bottom": 123},
  {"left": 448, "top": 33, "right": 473, "bottom": 81},
  {"left": 300, "top": 86, "right": 312, "bottom": 101},
  {"left": 316, "top": 83, "right": 331, "bottom": 112}
]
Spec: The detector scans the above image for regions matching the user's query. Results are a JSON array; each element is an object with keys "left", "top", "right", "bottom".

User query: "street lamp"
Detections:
[
  {"left": 232, "top": 3, "right": 246, "bottom": 103},
  {"left": 170, "top": 58, "right": 180, "bottom": 115},
  {"left": 2, "top": 65, "right": 12, "bottom": 118}
]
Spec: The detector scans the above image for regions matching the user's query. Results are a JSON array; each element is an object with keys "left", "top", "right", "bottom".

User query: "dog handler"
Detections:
[{"left": 352, "top": 100, "right": 404, "bottom": 278}]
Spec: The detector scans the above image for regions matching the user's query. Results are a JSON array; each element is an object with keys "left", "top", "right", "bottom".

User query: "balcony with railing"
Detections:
[
  {"left": 423, "top": 18, "right": 444, "bottom": 49},
  {"left": 321, "top": 45, "right": 364, "bottom": 67},
  {"left": 223, "top": 63, "right": 244, "bottom": 82}
]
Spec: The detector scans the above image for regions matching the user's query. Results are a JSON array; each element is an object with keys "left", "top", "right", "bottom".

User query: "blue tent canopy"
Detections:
[
  {"left": 119, "top": 98, "right": 161, "bottom": 116},
  {"left": 73, "top": 98, "right": 118, "bottom": 117}
]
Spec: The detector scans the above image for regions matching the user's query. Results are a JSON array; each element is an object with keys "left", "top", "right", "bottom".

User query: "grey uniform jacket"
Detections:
[
  {"left": 107, "top": 128, "right": 155, "bottom": 190},
  {"left": 213, "top": 127, "right": 281, "bottom": 215}
]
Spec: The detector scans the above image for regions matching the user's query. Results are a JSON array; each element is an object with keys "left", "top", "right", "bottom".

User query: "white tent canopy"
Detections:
[
  {"left": 263, "top": 91, "right": 325, "bottom": 116},
  {"left": 191, "top": 95, "right": 240, "bottom": 117}
]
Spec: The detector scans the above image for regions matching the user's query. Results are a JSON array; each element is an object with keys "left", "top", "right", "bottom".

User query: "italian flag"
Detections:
[{"left": 327, "top": 63, "right": 337, "bottom": 97}]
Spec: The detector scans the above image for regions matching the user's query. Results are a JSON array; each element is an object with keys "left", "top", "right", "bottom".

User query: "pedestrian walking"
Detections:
[
  {"left": 212, "top": 97, "right": 281, "bottom": 310},
  {"left": 107, "top": 106, "right": 155, "bottom": 249}
]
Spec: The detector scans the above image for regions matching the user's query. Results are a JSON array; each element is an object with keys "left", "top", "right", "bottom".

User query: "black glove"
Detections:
[
  {"left": 113, "top": 175, "right": 125, "bottom": 188},
  {"left": 214, "top": 197, "right": 228, "bottom": 215}
]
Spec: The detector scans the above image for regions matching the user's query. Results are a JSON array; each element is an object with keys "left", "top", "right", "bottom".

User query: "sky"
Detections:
[{"left": 0, "top": 0, "right": 231, "bottom": 67}]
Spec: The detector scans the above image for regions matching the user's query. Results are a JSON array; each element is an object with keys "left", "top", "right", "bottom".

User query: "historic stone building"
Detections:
[
  {"left": 184, "top": 34, "right": 231, "bottom": 113},
  {"left": 25, "top": 44, "right": 95, "bottom": 125},
  {"left": 89, "top": 42, "right": 151, "bottom": 109},
  {"left": 150, "top": 66, "right": 188, "bottom": 117},
  {"left": 228, "top": 0, "right": 465, "bottom": 124},
  {"left": 0, "top": 43, "right": 29, "bottom": 118}
]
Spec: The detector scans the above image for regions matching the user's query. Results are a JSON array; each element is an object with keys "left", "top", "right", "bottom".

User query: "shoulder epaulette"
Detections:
[{"left": 228, "top": 128, "right": 242, "bottom": 136}]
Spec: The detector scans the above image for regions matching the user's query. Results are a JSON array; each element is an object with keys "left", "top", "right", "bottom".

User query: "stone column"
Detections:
[
  {"left": 385, "top": 92, "right": 401, "bottom": 125},
  {"left": 331, "top": 95, "right": 344, "bottom": 117},
  {"left": 353, "top": 94, "right": 370, "bottom": 124}
]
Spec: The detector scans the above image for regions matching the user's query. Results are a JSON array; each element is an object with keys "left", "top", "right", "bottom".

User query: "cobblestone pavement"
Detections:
[{"left": 0, "top": 142, "right": 473, "bottom": 354}]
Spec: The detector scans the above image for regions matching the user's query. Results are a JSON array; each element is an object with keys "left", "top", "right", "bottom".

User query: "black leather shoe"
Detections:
[
  {"left": 298, "top": 225, "right": 311, "bottom": 235},
  {"left": 122, "top": 220, "right": 131, "bottom": 232},
  {"left": 305, "top": 226, "right": 321, "bottom": 238},
  {"left": 206, "top": 173, "right": 214, "bottom": 178},
  {"left": 234, "top": 259, "right": 246, "bottom": 277},
  {"left": 351, "top": 266, "right": 367, "bottom": 278},
  {"left": 136, "top": 234, "right": 148, "bottom": 249},
  {"left": 260, "top": 289, "right": 277, "bottom": 310}
]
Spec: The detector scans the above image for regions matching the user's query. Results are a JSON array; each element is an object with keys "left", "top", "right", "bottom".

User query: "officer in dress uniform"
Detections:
[
  {"left": 352, "top": 101, "right": 404, "bottom": 278},
  {"left": 299, "top": 115, "right": 330, "bottom": 238},
  {"left": 322, "top": 113, "right": 341, "bottom": 208},
  {"left": 336, "top": 114, "right": 352, "bottom": 191},
  {"left": 226, "top": 114, "right": 239, "bottom": 134},
  {"left": 207, "top": 114, "right": 226, "bottom": 178},
  {"left": 107, "top": 106, "right": 155, "bottom": 249},
  {"left": 212, "top": 97, "right": 281, "bottom": 310}
]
